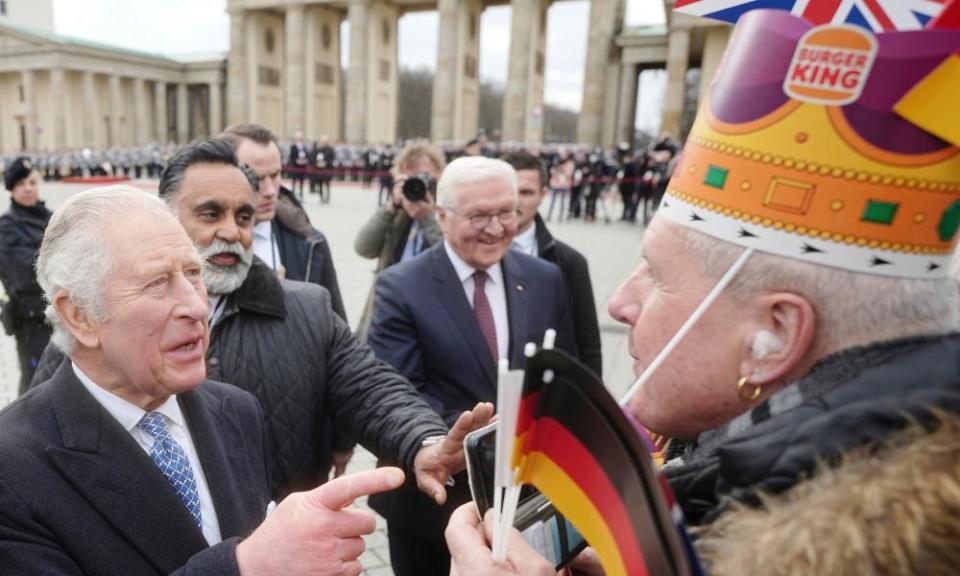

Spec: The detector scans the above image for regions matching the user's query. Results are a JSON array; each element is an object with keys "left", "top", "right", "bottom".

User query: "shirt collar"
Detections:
[
  {"left": 443, "top": 239, "right": 504, "bottom": 286},
  {"left": 253, "top": 220, "right": 272, "bottom": 240},
  {"left": 72, "top": 362, "right": 186, "bottom": 433},
  {"left": 511, "top": 222, "right": 538, "bottom": 256}
]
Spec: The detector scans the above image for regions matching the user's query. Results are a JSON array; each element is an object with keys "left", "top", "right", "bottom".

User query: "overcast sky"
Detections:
[{"left": 54, "top": 0, "right": 666, "bottom": 131}]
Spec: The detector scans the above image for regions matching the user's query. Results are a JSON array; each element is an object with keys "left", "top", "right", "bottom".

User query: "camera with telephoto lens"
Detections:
[{"left": 402, "top": 173, "right": 435, "bottom": 203}]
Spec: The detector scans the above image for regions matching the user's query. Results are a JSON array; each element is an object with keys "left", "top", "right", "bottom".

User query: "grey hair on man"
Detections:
[
  {"left": 681, "top": 226, "right": 960, "bottom": 356},
  {"left": 436, "top": 156, "right": 518, "bottom": 210},
  {"left": 36, "top": 186, "right": 179, "bottom": 354}
]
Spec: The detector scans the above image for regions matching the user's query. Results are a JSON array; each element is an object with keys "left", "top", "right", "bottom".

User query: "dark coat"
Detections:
[
  {"left": 0, "top": 200, "right": 51, "bottom": 323},
  {"left": 273, "top": 188, "right": 347, "bottom": 322},
  {"left": 667, "top": 334, "right": 960, "bottom": 526},
  {"left": 366, "top": 243, "right": 576, "bottom": 542},
  {"left": 31, "top": 259, "right": 447, "bottom": 500},
  {"left": 534, "top": 214, "right": 603, "bottom": 375},
  {"left": 0, "top": 362, "right": 269, "bottom": 575}
]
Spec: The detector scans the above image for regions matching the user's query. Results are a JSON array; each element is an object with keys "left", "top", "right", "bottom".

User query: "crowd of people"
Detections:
[
  {"left": 0, "top": 144, "right": 178, "bottom": 181},
  {"left": 276, "top": 134, "right": 680, "bottom": 226},
  {"left": 1, "top": 10, "right": 958, "bottom": 570},
  {"left": 3, "top": 131, "right": 680, "bottom": 230}
]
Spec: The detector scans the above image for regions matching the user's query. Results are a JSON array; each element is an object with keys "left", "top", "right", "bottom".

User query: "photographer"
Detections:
[{"left": 354, "top": 139, "right": 445, "bottom": 340}]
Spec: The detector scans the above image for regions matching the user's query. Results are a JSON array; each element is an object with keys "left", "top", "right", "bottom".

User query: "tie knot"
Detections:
[
  {"left": 138, "top": 412, "right": 171, "bottom": 440},
  {"left": 473, "top": 270, "right": 488, "bottom": 288}
]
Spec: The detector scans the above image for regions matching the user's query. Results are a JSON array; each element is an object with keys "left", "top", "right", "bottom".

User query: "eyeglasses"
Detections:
[{"left": 447, "top": 208, "right": 519, "bottom": 230}]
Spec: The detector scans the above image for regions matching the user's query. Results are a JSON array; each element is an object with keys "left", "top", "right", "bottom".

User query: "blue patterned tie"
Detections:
[{"left": 138, "top": 412, "right": 203, "bottom": 529}]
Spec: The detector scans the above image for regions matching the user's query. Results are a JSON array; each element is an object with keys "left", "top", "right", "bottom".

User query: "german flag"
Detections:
[{"left": 511, "top": 349, "right": 695, "bottom": 576}]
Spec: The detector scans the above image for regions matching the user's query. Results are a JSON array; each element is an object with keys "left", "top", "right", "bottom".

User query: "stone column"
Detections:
[
  {"left": 432, "top": 0, "right": 483, "bottom": 141},
  {"left": 284, "top": 5, "right": 306, "bottom": 138},
  {"left": 133, "top": 77, "right": 149, "bottom": 145},
  {"left": 698, "top": 26, "right": 731, "bottom": 101},
  {"left": 108, "top": 74, "right": 122, "bottom": 147},
  {"left": 176, "top": 83, "right": 189, "bottom": 143},
  {"left": 345, "top": 0, "right": 369, "bottom": 143},
  {"left": 227, "top": 9, "right": 249, "bottom": 126},
  {"left": 432, "top": 0, "right": 458, "bottom": 142},
  {"left": 306, "top": 7, "right": 344, "bottom": 140},
  {"left": 20, "top": 70, "right": 36, "bottom": 150},
  {"left": 50, "top": 68, "right": 67, "bottom": 149},
  {"left": 616, "top": 63, "right": 638, "bottom": 145},
  {"left": 82, "top": 71, "right": 98, "bottom": 145},
  {"left": 502, "top": 0, "right": 547, "bottom": 143},
  {"left": 154, "top": 81, "right": 168, "bottom": 143},
  {"left": 661, "top": 25, "right": 691, "bottom": 138},
  {"left": 209, "top": 81, "right": 223, "bottom": 135},
  {"left": 577, "top": 0, "right": 620, "bottom": 145},
  {"left": 601, "top": 62, "right": 621, "bottom": 146}
]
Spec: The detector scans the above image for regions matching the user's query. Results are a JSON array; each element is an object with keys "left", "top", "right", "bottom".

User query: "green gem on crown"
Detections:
[
  {"left": 861, "top": 200, "right": 899, "bottom": 225},
  {"left": 938, "top": 200, "right": 960, "bottom": 242},
  {"left": 704, "top": 165, "right": 728, "bottom": 190}
]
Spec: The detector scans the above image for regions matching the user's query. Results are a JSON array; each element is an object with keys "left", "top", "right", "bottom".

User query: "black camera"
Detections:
[{"left": 402, "top": 173, "right": 435, "bottom": 203}]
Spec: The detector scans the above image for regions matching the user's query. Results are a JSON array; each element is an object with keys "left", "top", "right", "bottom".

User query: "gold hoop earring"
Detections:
[{"left": 737, "top": 376, "right": 762, "bottom": 402}]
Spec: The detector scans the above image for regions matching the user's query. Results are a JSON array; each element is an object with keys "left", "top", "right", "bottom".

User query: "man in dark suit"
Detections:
[
  {"left": 366, "top": 156, "right": 577, "bottom": 576},
  {"left": 287, "top": 130, "right": 309, "bottom": 199},
  {"left": 502, "top": 150, "right": 603, "bottom": 376},
  {"left": 0, "top": 186, "right": 406, "bottom": 574}
]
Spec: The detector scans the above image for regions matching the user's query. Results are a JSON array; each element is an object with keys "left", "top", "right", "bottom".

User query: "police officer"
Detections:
[{"left": 0, "top": 158, "right": 53, "bottom": 394}]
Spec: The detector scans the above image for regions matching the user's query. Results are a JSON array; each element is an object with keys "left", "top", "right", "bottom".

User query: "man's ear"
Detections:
[
  {"left": 436, "top": 205, "right": 450, "bottom": 231},
  {"left": 739, "top": 292, "right": 816, "bottom": 388},
  {"left": 52, "top": 291, "right": 101, "bottom": 350}
]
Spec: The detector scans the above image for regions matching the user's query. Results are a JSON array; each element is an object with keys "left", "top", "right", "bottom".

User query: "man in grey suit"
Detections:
[{"left": 0, "top": 186, "right": 407, "bottom": 574}]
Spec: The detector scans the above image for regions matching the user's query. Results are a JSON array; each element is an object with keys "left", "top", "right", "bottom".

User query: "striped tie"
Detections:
[{"left": 473, "top": 271, "right": 498, "bottom": 361}]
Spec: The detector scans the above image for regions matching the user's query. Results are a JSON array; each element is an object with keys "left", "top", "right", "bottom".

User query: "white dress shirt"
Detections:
[
  {"left": 253, "top": 221, "right": 281, "bottom": 270},
  {"left": 443, "top": 240, "right": 509, "bottom": 360},
  {"left": 511, "top": 222, "right": 538, "bottom": 257},
  {"left": 208, "top": 295, "right": 226, "bottom": 329},
  {"left": 73, "top": 362, "right": 223, "bottom": 545}
]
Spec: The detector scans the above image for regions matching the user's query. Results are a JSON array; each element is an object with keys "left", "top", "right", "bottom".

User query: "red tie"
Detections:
[{"left": 473, "top": 271, "right": 498, "bottom": 361}]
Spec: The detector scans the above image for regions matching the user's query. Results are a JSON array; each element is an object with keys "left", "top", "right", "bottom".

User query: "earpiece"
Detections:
[{"left": 751, "top": 330, "right": 784, "bottom": 359}]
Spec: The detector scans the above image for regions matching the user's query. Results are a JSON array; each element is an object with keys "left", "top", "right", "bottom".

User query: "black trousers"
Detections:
[
  {"left": 386, "top": 523, "right": 450, "bottom": 576},
  {"left": 15, "top": 319, "right": 51, "bottom": 395}
]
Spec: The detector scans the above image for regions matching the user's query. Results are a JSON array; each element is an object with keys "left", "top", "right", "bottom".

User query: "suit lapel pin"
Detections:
[{"left": 516, "top": 284, "right": 524, "bottom": 292}]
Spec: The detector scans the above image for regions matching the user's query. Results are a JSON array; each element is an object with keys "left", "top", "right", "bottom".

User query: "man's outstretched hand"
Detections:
[
  {"left": 414, "top": 402, "right": 495, "bottom": 505},
  {"left": 236, "top": 467, "right": 405, "bottom": 576}
]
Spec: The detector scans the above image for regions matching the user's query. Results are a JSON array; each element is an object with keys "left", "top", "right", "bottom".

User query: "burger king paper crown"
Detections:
[{"left": 659, "top": 9, "right": 960, "bottom": 278}]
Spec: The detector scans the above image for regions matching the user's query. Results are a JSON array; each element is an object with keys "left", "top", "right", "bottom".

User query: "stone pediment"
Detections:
[{"left": 0, "top": 23, "right": 57, "bottom": 53}]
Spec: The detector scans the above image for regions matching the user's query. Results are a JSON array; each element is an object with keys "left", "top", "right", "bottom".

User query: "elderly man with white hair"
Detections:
[{"left": 365, "top": 156, "right": 577, "bottom": 576}]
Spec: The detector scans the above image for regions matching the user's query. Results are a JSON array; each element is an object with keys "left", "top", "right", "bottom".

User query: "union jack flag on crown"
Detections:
[{"left": 674, "top": 0, "right": 948, "bottom": 31}]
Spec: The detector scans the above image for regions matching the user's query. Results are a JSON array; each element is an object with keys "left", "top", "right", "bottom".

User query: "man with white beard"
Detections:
[{"left": 32, "top": 139, "right": 494, "bottom": 503}]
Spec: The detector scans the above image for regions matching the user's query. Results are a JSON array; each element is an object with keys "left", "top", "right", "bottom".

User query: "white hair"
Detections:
[
  {"left": 436, "top": 156, "right": 518, "bottom": 209},
  {"left": 36, "top": 185, "right": 174, "bottom": 354},
  {"left": 679, "top": 225, "right": 959, "bottom": 355}
]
